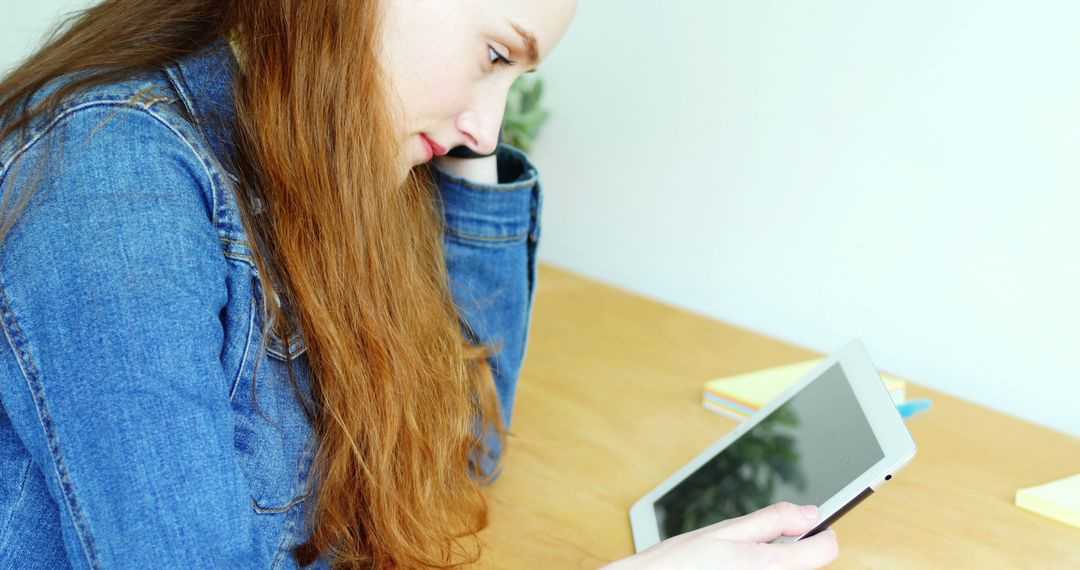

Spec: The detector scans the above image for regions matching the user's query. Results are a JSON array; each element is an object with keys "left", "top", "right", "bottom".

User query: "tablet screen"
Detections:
[{"left": 653, "top": 363, "right": 885, "bottom": 539}]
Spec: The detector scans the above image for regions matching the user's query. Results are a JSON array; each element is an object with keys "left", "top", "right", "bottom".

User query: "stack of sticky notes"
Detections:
[
  {"left": 1016, "top": 474, "right": 1080, "bottom": 529},
  {"left": 703, "top": 359, "right": 907, "bottom": 421}
]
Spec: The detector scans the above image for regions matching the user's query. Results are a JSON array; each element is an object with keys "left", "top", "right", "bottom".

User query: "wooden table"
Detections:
[{"left": 474, "top": 265, "right": 1080, "bottom": 569}]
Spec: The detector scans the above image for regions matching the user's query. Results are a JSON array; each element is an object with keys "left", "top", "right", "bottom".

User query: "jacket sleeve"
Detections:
[
  {"left": 0, "top": 104, "right": 261, "bottom": 568},
  {"left": 432, "top": 145, "right": 542, "bottom": 473}
]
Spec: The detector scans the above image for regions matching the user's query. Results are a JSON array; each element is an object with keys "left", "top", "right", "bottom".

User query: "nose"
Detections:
[{"left": 454, "top": 87, "right": 509, "bottom": 155}]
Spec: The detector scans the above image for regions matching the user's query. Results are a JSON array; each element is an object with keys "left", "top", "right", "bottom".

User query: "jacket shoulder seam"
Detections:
[
  {"left": 0, "top": 98, "right": 223, "bottom": 230},
  {"left": 0, "top": 280, "right": 103, "bottom": 569}
]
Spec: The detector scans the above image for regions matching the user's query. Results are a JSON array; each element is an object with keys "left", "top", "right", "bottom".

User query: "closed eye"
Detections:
[{"left": 488, "top": 45, "right": 515, "bottom": 67}]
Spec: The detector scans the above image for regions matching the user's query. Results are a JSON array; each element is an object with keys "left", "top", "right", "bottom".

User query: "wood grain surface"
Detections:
[{"left": 472, "top": 265, "right": 1080, "bottom": 569}]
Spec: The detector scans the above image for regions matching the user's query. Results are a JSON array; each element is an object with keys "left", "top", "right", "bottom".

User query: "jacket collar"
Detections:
[{"left": 164, "top": 37, "right": 239, "bottom": 169}]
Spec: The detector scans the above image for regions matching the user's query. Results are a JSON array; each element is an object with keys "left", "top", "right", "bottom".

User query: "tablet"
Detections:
[{"left": 629, "top": 339, "right": 916, "bottom": 551}]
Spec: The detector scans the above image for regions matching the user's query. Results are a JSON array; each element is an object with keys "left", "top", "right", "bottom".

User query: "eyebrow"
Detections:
[{"left": 509, "top": 22, "right": 540, "bottom": 72}]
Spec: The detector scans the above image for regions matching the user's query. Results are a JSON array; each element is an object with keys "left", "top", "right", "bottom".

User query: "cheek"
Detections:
[
  {"left": 381, "top": 19, "right": 476, "bottom": 132},
  {"left": 378, "top": 1, "right": 480, "bottom": 132},
  {"left": 400, "top": 53, "right": 475, "bottom": 126}
]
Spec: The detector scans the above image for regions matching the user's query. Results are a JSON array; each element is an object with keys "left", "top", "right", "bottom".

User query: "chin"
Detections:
[{"left": 396, "top": 160, "right": 425, "bottom": 186}]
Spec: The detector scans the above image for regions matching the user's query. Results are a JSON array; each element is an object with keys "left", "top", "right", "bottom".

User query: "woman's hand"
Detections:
[{"left": 604, "top": 502, "right": 839, "bottom": 570}]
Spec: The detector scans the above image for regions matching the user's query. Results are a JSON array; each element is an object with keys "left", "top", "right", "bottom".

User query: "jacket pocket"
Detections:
[
  {"left": 266, "top": 324, "right": 307, "bottom": 361},
  {"left": 231, "top": 274, "right": 315, "bottom": 513}
]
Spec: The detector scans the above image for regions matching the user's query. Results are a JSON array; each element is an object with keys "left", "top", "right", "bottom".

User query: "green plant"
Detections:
[
  {"left": 654, "top": 406, "right": 807, "bottom": 537},
  {"left": 502, "top": 75, "right": 549, "bottom": 153}
]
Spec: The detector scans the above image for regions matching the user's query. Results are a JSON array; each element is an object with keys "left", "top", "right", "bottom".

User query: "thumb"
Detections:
[
  {"left": 751, "top": 528, "right": 840, "bottom": 569},
  {"left": 710, "top": 502, "right": 820, "bottom": 543}
]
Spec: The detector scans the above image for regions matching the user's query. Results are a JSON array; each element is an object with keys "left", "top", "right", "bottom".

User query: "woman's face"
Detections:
[{"left": 379, "top": 0, "right": 577, "bottom": 170}]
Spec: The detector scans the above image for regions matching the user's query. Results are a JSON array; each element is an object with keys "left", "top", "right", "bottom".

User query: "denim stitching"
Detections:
[
  {"left": 229, "top": 298, "right": 257, "bottom": 401},
  {"left": 246, "top": 273, "right": 305, "bottom": 360},
  {"left": 520, "top": 182, "right": 542, "bottom": 374},
  {"left": 224, "top": 251, "right": 255, "bottom": 265},
  {"left": 269, "top": 442, "right": 317, "bottom": 566},
  {"left": 269, "top": 500, "right": 304, "bottom": 570},
  {"left": 162, "top": 62, "right": 239, "bottom": 234},
  {"left": 444, "top": 227, "right": 528, "bottom": 243},
  {"left": 0, "top": 99, "right": 223, "bottom": 234},
  {"left": 139, "top": 106, "right": 224, "bottom": 230},
  {"left": 129, "top": 92, "right": 171, "bottom": 108},
  {"left": 0, "top": 98, "right": 227, "bottom": 570},
  {"left": 252, "top": 492, "right": 311, "bottom": 515},
  {"left": 0, "top": 84, "right": 166, "bottom": 157},
  {"left": 0, "top": 280, "right": 101, "bottom": 569},
  {"left": 266, "top": 334, "right": 307, "bottom": 360},
  {"left": 0, "top": 87, "right": 169, "bottom": 167},
  {"left": 433, "top": 173, "right": 538, "bottom": 192}
]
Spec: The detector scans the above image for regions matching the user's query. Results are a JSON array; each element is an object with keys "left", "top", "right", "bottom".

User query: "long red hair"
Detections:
[{"left": 0, "top": 1, "right": 504, "bottom": 567}]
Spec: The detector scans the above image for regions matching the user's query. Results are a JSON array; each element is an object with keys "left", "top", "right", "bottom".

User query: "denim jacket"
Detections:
[{"left": 0, "top": 39, "right": 541, "bottom": 569}]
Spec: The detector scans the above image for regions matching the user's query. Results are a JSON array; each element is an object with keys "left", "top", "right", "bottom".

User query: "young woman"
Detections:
[{"left": 0, "top": 1, "right": 839, "bottom": 568}]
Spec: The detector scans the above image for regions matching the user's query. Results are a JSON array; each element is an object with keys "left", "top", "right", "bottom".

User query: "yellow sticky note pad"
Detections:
[
  {"left": 1016, "top": 474, "right": 1080, "bottom": 529},
  {"left": 703, "top": 358, "right": 906, "bottom": 421}
]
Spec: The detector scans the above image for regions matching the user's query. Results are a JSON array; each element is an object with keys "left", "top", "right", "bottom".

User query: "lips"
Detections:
[{"left": 421, "top": 134, "right": 448, "bottom": 158}]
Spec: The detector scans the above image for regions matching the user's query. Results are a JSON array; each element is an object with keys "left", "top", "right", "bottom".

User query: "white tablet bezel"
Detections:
[{"left": 629, "top": 339, "right": 917, "bottom": 552}]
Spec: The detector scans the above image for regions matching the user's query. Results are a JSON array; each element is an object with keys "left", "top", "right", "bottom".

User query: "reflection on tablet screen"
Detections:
[{"left": 653, "top": 363, "right": 884, "bottom": 539}]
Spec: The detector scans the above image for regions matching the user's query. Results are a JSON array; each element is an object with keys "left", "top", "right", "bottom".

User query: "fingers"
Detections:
[
  {"left": 752, "top": 528, "right": 840, "bottom": 569},
  {"left": 710, "top": 502, "right": 820, "bottom": 543},
  {"left": 634, "top": 516, "right": 839, "bottom": 570}
]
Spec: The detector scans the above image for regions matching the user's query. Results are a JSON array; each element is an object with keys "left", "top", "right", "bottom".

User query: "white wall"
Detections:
[
  {"left": 8, "top": 2, "right": 1078, "bottom": 437},
  {"left": 1, "top": 1, "right": 96, "bottom": 76},
  {"left": 531, "top": 1, "right": 1080, "bottom": 437}
]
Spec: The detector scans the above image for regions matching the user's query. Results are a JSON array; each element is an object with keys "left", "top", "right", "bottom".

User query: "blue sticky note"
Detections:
[{"left": 897, "top": 399, "right": 932, "bottom": 419}]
